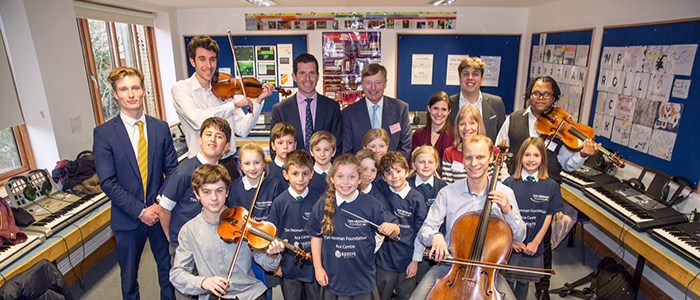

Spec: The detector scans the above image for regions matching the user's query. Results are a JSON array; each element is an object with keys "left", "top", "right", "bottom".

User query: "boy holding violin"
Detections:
[
  {"left": 495, "top": 76, "right": 598, "bottom": 299},
  {"left": 411, "top": 135, "right": 525, "bottom": 300},
  {"left": 172, "top": 35, "right": 274, "bottom": 180},
  {"left": 170, "top": 164, "right": 285, "bottom": 300}
]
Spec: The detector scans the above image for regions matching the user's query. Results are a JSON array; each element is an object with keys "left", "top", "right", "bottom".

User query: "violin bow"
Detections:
[
  {"left": 340, "top": 208, "right": 400, "bottom": 241},
  {"left": 217, "top": 171, "right": 266, "bottom": 300}
]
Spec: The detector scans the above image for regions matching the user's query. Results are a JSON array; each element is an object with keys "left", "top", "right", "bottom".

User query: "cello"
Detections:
[{"left": 426, "top": 142, "right": 553, "bottom": 300}]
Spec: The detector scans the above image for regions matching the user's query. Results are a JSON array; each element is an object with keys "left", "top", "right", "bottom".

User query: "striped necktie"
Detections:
[
  {"left": 305, "top": 98, "right": 314, "bottom": 150},
  {"left": 136, "top": 121, "right": 148, "bottom": 196}
]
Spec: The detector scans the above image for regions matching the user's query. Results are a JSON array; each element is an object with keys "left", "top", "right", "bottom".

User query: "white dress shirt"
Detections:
[{"left": 119, "top": 111, "right": 148, "bottom": 160}]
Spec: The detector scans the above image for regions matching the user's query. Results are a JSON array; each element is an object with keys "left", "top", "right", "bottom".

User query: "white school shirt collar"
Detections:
[
  {"left": 414, "top": 176, "right": 434, "bottom": 187},
  {"left": 314, "top": 163, "right": 331, "bottom": 175},
  {"left": 335, "top": 190, "right": 360, "bottom": 206},
  {"left": 274, "top": 156, "right": 285, "bottom": 168},
  {"left": 242, "top": 176, "right": 259, "bottom": 191},
  {"left": 520, "top": 169, "right": 540, "bottom": 182},
  {"left": 361, "top": 184, "right": 373, "bottom": 194},
  {"left": 389, "top": 184, "right": 411, "bottom": 199},
  {"left": 288, "top": 186, "right": 309, "bottom": 200}
]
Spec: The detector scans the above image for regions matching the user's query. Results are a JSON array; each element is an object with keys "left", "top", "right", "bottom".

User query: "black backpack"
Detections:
[{"left": 551, "top": 257, "right": 635, "bottom": 300}]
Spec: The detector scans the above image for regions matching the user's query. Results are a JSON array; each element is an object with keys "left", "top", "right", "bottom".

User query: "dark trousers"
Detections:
[
  {"left": 281, "top": 278, "right": 319, "bottom": 300},
  {"left": 114, "top": 222, "right": 174, "bottom": 300},
  {"left": 320, "top": 287, "right": 380, "bottom": 300},
  {"left": 376, "top": 266, "right": 416, "bottom": 300},
  {"left": 535, "top": 227, "right": 553, "bottom": 295},
  {"left": 220, "top": 156, "right": 239, "bottom": 181}
]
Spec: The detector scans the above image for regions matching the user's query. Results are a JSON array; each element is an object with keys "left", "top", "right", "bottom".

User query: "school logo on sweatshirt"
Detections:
[
  {"left": 345, "top": 219, "right": 367, "bottom": 229},
  {"left": 530, "top": 194, "right": 550, "bottom": 203}
]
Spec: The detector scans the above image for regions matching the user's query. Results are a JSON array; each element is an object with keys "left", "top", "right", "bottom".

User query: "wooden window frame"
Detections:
[
  {"left": 0, "top": 125, "right": 37, "bottom": 184},
  {"left": 77, "top": 18, "right": 166, "bottom": 126}
]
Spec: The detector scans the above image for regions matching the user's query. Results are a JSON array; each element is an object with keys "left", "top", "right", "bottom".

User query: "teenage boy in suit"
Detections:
[
  {"left": 449, "top": 56, "right": 506, "bottom": 141},
  {"left": 94, "top": 66, "right": 177, "bottom": 300}
]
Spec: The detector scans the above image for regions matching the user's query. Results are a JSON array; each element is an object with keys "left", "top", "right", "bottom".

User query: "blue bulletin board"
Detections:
[
  {"left": 395, "top": 34, "right": 521, "bottom": 113},
  {"left": 528, "top": 29, "right": 594, "bottom": 119},
  {"left": 588, "top": 19, "right": 700, "bottom": 187},
  {"left": 184, "top": 35, "right": 308, "bottom": 112}
]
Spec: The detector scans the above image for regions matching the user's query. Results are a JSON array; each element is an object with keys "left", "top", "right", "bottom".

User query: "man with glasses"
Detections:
[
  {"left": 495, "top": 76, "right": 598, "bottom": 300},
  {"left": 271, "top": 53, "right": 342, "bottom": 153}
]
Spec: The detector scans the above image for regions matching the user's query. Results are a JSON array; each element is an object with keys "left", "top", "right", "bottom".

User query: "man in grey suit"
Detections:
[
  {"left": 271, "top": 53, "right": 342, "bottom": 152},
  {"left": 449, "top": 56, "right": 506, "bottom": 141},
  {"left": 342, "top": 63, "right": 412, "bottom": 159}
]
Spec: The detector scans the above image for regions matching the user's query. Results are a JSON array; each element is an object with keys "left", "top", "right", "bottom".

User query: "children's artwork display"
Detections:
[
  {"left": 591, "top": 43, "right": 696, "bottom": 161},
  {"left": 322, "top": 32, "right": 381, "bottom": 108},
  {"left": 245, "top": 12, "right": 456, "bottom": 32}
]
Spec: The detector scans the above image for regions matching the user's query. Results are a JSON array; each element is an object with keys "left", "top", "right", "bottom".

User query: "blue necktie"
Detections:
[
  {"left": 304, "top": 98, "right": 314, "bottom": 150},
  {"left": 526, "top": 176, "right": 536, "bottom": 182},
  {"left": 371, "top": 104, "right": 380, "bottom": 129}
]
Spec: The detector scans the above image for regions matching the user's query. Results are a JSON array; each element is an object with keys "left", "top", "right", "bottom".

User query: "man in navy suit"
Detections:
[
  {"left": 342, "top": 63, "right": 412, "bottom": 159},
  {"left": 271, "top": 53, "right": 342, "bottom": 153},
  {"left": 94, "top": 67, "right": 177, "bottom": 300},
  {"left": 449, "top": 56, "right": 506, "bottom": 141}
]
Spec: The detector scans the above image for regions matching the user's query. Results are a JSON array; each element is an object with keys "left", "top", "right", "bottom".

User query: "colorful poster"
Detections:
[
  {"left": 245, "top": 12, "right": 456, "bottom": 32},
  {"left": 234, "top": 46, "right": 255, "bottom": 77},
  {"left": 672, "top": 79, "right": 691, "bottom": 99},
  {"left": 669, "top": 44, "right": 697, "bottom": 76},
  {"left": 654, "top": 102, "right": 683, "bottom": 132},
  {"left": 615, "top": 96, "right": 636, "bottom": 122},
  {"left": 277, "top": 44, "right": 294, "bottom": 87},
  {"left": 321, "top": 32, "right": 381, "bottom": 108}
]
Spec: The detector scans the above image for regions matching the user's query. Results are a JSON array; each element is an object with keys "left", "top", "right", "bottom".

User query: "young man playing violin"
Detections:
[
  {"left": 172, "top": 35, "right": 274, "bottom": 180},
  {"left": 170, "top": 164, "right": 285, "bottom": 300},
  {"left": 410, "top": 135, "right": 526, "bottom": 300},
  {"left": 495, "top": 76, "right": 598, "bottom": 299}
]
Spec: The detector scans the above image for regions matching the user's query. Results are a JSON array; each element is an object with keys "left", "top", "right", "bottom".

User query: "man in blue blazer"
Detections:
[
  {"left": 449, "top": 56, "right": 506, "bottom": 141},
  {"left": 342, "top": 63, "right": 412, "bottom": 159},
  {"left": 94, "top": 67, "right": 177, "bottom": 300},
  {"left": 271, "top": 53, "right": 342, "bottom": 152}
]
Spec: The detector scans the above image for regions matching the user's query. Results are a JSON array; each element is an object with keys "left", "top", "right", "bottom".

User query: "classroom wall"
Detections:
[
  {"left": 171, "top": 6, "right": 531, "bottom": 114},
  {"left": 0, "top": 0, "right": 95, "bottom": 169},
  {"left": 526, "top": 1, "right": 700, "bottom": 297}
]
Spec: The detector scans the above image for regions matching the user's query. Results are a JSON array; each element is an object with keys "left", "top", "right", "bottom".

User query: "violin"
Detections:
[
  {"left": 217, "top": 206, "right": 311, "bottom": 260},
  {"left": 211, "top": 31, "right": 291, "bottom": 102},
  {"left": 426, "top": 142, "right": 553, "bottom": 300},
  {"left": 536, "top": 106, "right": 625, "bottom": 168},
  {"left": 211, "top": 71, "right": 291, "bottom": 101}
]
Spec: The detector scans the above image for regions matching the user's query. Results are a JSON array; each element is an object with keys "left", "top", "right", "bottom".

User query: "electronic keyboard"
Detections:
[
  {"left": 650, "top": 221, "right": 700, "bottom": 267},
  {"left": 583, "top": 181, "right": 687, "bottom": 230},
  {"left": 0, "top": 231, "right": 45, "bottom": 270},
  {"left": 561, "top": 165, "right": 620, "bottom": 190},
  {"left": 23, "top": 192, "right": 108, "bottom": 237}
]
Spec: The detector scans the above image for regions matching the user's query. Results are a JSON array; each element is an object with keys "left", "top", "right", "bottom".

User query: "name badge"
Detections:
[
  {"left": 389, "top": 123, "right": 401, "bottom": 134},
  {"left": 451, "top": 161, "right": 465, "bottom": 172},
  {"left": 546, "top": 139, "right": 559, "bottom": 152}
]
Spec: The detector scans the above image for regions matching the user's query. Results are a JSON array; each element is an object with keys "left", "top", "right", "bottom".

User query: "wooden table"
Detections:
[
  {"left": 0, "top": 202, "right": 111, "bottom": 284},
  {"left": 561, "top": 183, "right": 700, "bottom": 297}
]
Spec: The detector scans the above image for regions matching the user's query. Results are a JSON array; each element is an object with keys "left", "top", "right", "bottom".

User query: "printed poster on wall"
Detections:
[
  {"left": 446, "top": 54, "right": 468, "bottom": 85},
  {"left": 277, "top": 44, "right": 294, "bottom": 87},
  {"left": 481, "top": 56, "right": 501, "bottom": 87},
  {"left": 411, "top": 54, "right": 433, "bottom": 85}
]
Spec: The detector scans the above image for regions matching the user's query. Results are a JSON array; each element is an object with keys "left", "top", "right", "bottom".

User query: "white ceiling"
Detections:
[{"left": 99, "top": 0, "right": 556, "bottom": 9}]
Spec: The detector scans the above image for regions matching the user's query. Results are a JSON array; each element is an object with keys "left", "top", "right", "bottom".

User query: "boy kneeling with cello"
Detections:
[{"left": 170, "top": 164, "right": 285, "bottom": 300}]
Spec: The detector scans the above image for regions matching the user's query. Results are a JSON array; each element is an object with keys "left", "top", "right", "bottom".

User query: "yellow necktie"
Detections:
[{"left": 136, "top": 121, "right": 148, "bottom": 196}]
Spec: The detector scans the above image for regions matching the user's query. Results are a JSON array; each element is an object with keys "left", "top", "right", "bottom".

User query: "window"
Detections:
[
  {"left": 0, "top": 125, "right": 36, "bottom": 180},
  {"left": 77, "top": 18, "right": 164, "bottom": 125}
]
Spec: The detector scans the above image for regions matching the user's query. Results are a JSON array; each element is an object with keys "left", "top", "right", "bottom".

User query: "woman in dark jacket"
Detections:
[{"left": 410, "top": 91, "right": 454, "bottom": 168}]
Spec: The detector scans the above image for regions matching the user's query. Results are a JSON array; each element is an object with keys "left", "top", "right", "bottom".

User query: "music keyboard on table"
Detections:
[
  {"left": 24, "top": 192, "right": 109, "bottom": 237},
  {"left": 0, "top": 232, "right": 45, "bottom": 270},
  {"left": 583, "top": 181, "right": 688, "bottom": 230},
  {"left": 561, "top": 165, "right": 620, "bottom": 190},
  {"left": 650, "top": 222, "right": 700, "bottom": 267}
]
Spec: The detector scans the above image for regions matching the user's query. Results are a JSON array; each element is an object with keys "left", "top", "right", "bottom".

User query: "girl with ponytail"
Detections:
[{"left": 306, "top": 154, "right": 400, "bottom": 299}]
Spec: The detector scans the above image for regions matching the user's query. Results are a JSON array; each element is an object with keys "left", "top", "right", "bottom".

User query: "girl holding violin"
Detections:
[
  {"left": 411, "top": 135, "right": 526, "bottom": 300},
  {"left": 170, "top": 164, "right": 284, "bottom": 300},
  {"left": 305, "top": 154, "right": 401, "bottom": 300},
  {"left": 495, "top": 76, "right": 599, "bottom": 299}
]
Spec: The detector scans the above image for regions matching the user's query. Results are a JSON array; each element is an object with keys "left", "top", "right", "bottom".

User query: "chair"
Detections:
[{"left": 251, "top": 258, "right": 272, "bottom": 300}]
